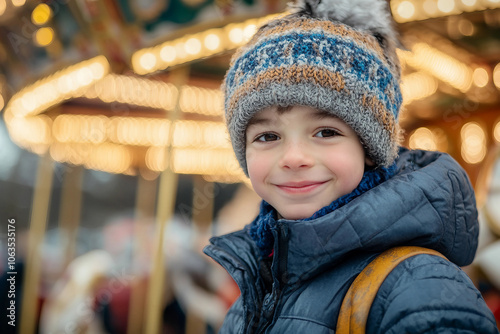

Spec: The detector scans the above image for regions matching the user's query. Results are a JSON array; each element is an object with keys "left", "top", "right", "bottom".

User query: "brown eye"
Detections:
[
  {"left": 256, "top": 133, "right": 280, "bottom": 142},
  {"left": 315, "top": 129, "right": 339, "bottom": 138}
]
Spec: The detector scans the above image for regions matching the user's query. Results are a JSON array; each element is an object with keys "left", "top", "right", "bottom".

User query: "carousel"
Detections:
[{"left": 0, "top": 0, "right": 500, "bottom": 333}]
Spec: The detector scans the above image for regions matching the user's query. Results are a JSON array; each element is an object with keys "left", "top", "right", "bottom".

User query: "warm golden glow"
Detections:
[
  {"left": 0, "top": 94, "right": 4, "bottom": 111},
  {"left": 12, "top": 0, "right": 26, "bottom": 6},
  {"left": 174, "top": 40, "right": 188, "bottom": 60},
  {"left": 185, "top": 37, "right": 202, "bottom": 55},
  {"left": 146, "top": 147, "right": 244, "bottom": 178},
  {"left": 32, "top": 3, "right": 52, "bottom": 25},
  {"left": 437, "top": 0, "right": 455, "bottom": 13},
  {"left": 204, "top": 33, "right": 221, "bottom": 51},
  {"left": 44, "top": 113, "right": 239, "bottom": 176},
  {"left": 409, "top": 127, "right": 449, "bottom": 152},
  {"left": 50, "top": 142, "right": 132, "bottom": 174},
  {"left": 172, "top": 148, "right": 240, "bottom": 176},
  {"left": 178, "top": 85, "right": 223, "bottom": 116},
  {"left": 409, "top": 127, "right": 437, "bottom": 151},
  {"left": 5, "top": 91, "right": 239, "bottom": 180},
  {"left": 146, "top": 146, "right": 168, "bottom": 172},
  {"left": 83, "top": 74, "right": 180, "bottom": 111},
  {"left": 131, "top": 13, "right": 281, "bottom": 75},
  {"left": 202, "top": 174, "right": 246, "bottom": 184},
  {"left": 6, "top": 116, "right": 51, "bottom": 156},
  {"left": 397, "top": 1, "right": 416, "bottom": 19},
  {"left": 3, "top": 49, "right": 243, "bottom": 178},
  {"left": 114, "top": 117, "right": 171, "bottom": 146},
  {"left": 51, "top": 114, "right": 230, "bottom": 149},
  {"left": 391, "top": 0, "right": 500, "bottom": 22},
  {"left": 458, "top": 19, "right": 474, "bottom": 36},
  {"left": 0, "top": 0, "right": 6, "bottom": 16},
  {"left": 6, "top": 70, "right": 222, "bottom": 134},
  {"left": 53, "top": 115, "right": 108, "bottom": 144},
  {"left": 461, "top": 0, "right": 477, "bottom": 6},
  {"left": 461, "top": 122, "right": 487, "bottom": 164},
  {"left": 423, "top": 0, "right": 438, "bottom": 15},
  {"left": 86, "top": 143, "right": 132, "bottom": 174},
  {"left": 401, "top": 71, "right": 438, "bottom": 104},
  {"left": 398, "top": 43, "right": 472, "bottom": 92},
  {"left": 34, "top": 27, "right": 54, "bottom": 47},
  {"left": 493, "top": 63, "right": 500, "bottom": 89},
  {"left": 228, "top": 25, "right": 244, "bottom": 44},
  {"left": 160, "top": 45, "right": 176, "bottom": 62},
  {"left": 473, "top": 67, "right": 489, "bottom": 88},
  {"left": 4, "top": 56, "right": 109, "bottom": 119},
  {"left": 243, "top": 23, "right": 258, "bottom": 41},
  {"left": 139, "top": 52, "right": 157, "bottom": 71},
  {"left": 494, "top": 120, "right": 500, "bottom": 143}
]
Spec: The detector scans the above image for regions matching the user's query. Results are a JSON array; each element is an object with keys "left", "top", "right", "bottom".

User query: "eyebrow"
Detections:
[
  {"left": 311, "top": 109, "right": 337, "bottom": 120},
  {"left": 247, "top": 108, "right": 337, "bottom": 128},
  {"left": 247, "top": 116, "right": 272, "bottom": 128}
]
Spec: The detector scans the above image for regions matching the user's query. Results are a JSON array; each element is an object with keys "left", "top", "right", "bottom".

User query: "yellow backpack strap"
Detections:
[{"left": 336, "top": 246, "right": 447, "bottom": 334}]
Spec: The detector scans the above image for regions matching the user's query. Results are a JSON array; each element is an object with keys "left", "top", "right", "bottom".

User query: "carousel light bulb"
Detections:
[
  {"left": 32, "top": 3, "right": 52, "bottom": 25},
  {"left": 461, "top": 0, "right": 477, "bottom": 6},
  {"left": 423, "top": 0, "right": 438, "bottom": 15},
  {"left": 243, "top": 24, "right": 257, "bottom": 41},
  {"left": 397, "top": 1, "right": 416, "bottom": 19},
  {"left": 409, "top": 127, "right": 438, "bottom": 151},
  {"left": 160, "top": 45, "right": 176, "bottom": 62},
  {"left": 493, "top": 63, "right": 500, "bottom": 89},
  {"left": 437, "top": 0, "right": 455, "bottom": 13},
  {"left": 204, "top": 33, "right": 220, "bottom": 51},
  {"left": 473, "top": 67, "right": 489, "bottom": 87},
  {"left": 34, "top": 27, "right": 54, "bottom": 47},
  {"left": 0, "top": 0, "right": 6, "bottom": 16},
  {"left": 494, "top": 120, "right": 500, "bottom": 143},
  {"left": 185, "top": 37, "right": 202, "bottom": 55},
  {"left": 139, "top": 52, "right": 157, "bottom": 71},
  {"left": 229, "top": 26, "right": 244, "bottom": 44},
  {"left": 12, "top": 0, "right": 26, "bottom": 7},
  {"left": 461, "top": 122, "right": 486, "bottom": 164}
]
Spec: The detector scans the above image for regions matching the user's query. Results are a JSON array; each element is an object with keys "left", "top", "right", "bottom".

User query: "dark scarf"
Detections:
[{"left": 248, "top": 163, "right": 397, "bottom": 257}]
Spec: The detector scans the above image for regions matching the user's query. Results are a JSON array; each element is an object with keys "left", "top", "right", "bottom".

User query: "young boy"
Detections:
[{"left": 204, "top": 0, "right": 499, "bottom": 332}]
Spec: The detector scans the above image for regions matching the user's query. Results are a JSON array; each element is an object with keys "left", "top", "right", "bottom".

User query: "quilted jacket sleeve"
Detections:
[{"left": 367, "top": 254, "right": 499, "bottom": 334}]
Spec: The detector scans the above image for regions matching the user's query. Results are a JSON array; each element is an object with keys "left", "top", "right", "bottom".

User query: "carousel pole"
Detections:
[
  {"left": 19, "top": 153, "right": 55, "bottom": 334},
  {"left": 58, "top": 165, "right": 84, "bottom": 269},
  {"left": 127, "top": 173, "right": 158, "bottom": 334},
  {"left": 145, "top": 66, "right": 189, "bottom": 334},
  {"left": 185, "top": 175, "right": 215, "bottom": 334}
]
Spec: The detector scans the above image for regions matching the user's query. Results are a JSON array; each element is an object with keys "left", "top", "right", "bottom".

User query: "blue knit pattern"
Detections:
[
  {"left": 248, "top": 163, "right": 397, "bottom": 258},
  {"left": 226, "top": 32, "right": 402, "bottom": 117}
]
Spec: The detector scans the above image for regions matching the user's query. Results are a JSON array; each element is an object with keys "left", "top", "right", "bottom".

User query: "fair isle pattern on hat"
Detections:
[{"left": 223, "top": 5, "right": 403, "bottom": 176}]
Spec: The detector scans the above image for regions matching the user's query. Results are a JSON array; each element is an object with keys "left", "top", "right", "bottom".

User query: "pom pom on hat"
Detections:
[
  {"left": 292, "top": 0, "right": 397, "bottom": 42},
  {"left": 223, "top": 0, "right": 403, "bottom": 176}
]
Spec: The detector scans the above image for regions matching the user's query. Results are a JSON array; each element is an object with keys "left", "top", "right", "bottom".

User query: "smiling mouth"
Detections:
[{"left": 276, "top": 181, "right": 328, "bottom": 194}]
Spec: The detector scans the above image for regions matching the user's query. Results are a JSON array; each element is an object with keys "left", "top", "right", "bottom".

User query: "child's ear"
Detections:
[{"left": 365, "top": 157, "right": 375, "bottom": 167}]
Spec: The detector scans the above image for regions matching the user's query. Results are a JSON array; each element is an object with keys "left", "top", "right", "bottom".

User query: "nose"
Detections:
[{"left": 279, "top": 140, "right": 313, "bottom": 170}]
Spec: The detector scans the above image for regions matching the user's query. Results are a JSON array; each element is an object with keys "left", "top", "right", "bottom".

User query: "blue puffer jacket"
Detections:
[{"left": 204, "top": 149, "right": 499, "bottom": 333}]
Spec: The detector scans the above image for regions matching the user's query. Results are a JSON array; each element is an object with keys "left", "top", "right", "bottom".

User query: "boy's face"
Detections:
[{"left": 245, "top": 105, "right": 371, "bottom": 220}]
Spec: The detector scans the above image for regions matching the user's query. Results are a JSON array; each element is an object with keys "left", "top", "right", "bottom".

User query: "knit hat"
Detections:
[{"left": 223, "top": 0, "right": 403, "bottom": 176}]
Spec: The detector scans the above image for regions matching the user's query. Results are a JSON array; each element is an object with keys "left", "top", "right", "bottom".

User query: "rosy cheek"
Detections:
[{"left": 246, "top": 154, "right": 263, "bottom": 179}]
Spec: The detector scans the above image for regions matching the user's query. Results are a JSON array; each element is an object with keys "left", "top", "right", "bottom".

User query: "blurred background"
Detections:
[{"left": 0, "top": 0, "right": 499, "bottom": 333}]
